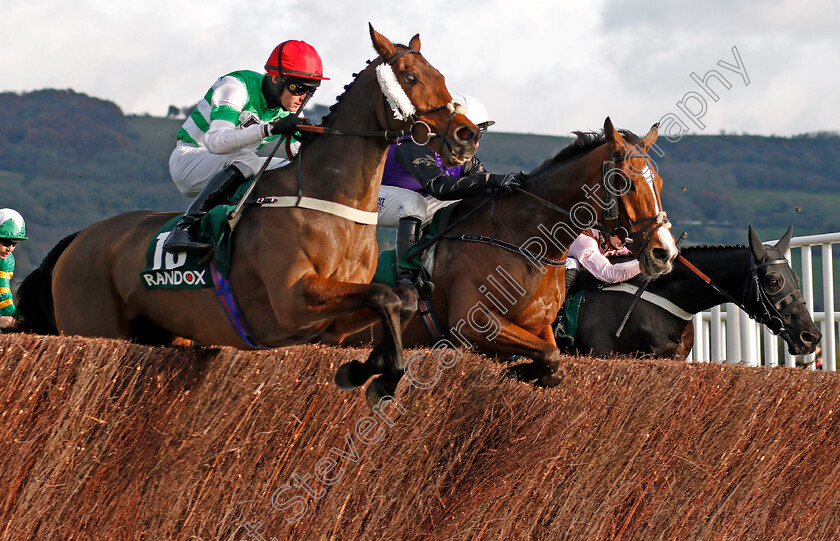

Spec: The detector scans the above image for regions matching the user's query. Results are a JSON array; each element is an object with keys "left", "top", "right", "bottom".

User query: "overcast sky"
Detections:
[{"left": 2, "top": 0, "right": 837, "bottom": 137}]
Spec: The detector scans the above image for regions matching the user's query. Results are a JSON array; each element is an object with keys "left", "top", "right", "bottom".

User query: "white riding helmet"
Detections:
[{"left": 452, "top": 94, "right": 495, "bottom": 132}]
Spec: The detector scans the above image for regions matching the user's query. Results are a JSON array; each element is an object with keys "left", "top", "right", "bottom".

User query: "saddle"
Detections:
[{"left": 372, "top": 204, "right": 459, "bottom": 294}]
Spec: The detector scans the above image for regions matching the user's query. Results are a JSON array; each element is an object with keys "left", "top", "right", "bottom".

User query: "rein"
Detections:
[
  {"left": 296, "top": 123, "right": 409, "bottom": 141},
  {"left": 442, "top": 233, "right": 566, "bottom": 267},
  {"left": 614, "top": 231, "right": 687, "bottom": 337},
  {"left": 437, "top": 148, "right": 670, "bottom": 272}
]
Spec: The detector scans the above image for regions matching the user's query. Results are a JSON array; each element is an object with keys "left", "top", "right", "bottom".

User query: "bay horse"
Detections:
[
  {"left": 15, "top": 25, "right": 480, "bottom": 406},
  {"left": 332, "top": 120, "right": 679, "bottom": 387},
  {"left": 568, "top": 225, "right": 821, "bottom": 359}
]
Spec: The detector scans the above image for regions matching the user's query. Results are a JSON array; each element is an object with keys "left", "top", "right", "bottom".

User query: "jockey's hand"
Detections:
[
  {"left": 488, "top": 172, "right": 523, "bottom": 193},
  {"left": 268, "top": 115, "right": 310, "bottom": 136},
  {"left": 0, "top": 316, "right": 17, "bottom": 329}
]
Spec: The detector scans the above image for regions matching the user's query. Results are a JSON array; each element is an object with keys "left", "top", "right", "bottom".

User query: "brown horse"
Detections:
[
  {"left": 16, "top": 25, "right": 479, "bottom": 406},
  {"left": 333, "top": 119, "right": 679, "bottom": 387}
]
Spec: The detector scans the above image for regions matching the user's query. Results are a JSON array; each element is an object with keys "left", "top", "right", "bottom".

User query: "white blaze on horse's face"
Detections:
[
  {"left": 642, "top": 163, "right": 678, "bottom": 265},
  {"left": 629, "top": 158, "right": 677, "bottom": 275},
  {"left": 642, "top": 165, "right": 659, "bottom": 213}
]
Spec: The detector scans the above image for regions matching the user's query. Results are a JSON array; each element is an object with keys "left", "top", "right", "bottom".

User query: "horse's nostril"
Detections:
[
  {"left": 455, "top": 126, "right": 474, "bottom": 142},
  {"left": 652, "top": 247, "right": 668, "bottom": 262},
  {"left": 801, "top": 331, "right": 821, "bottom": 345}
]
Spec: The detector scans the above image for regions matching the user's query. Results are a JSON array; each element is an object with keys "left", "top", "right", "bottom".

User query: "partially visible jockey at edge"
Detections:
[
  {"left": 0, "top": 208, "right": 28, "bottom": 331},
  {"left": 377, "top": 94, "right": 523, "bottom": 293},
  {"left": 164, "top": 40, "right": 328, "bottom": 256}
]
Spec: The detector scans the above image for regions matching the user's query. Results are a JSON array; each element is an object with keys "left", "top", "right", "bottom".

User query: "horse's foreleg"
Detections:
[
  {"left": 319, "top": 286, "right": 416, "bottom": 345},
  {"left": 455, "top": 313, "right": 563, "bottom": 387},
  {"left": 672, "top": 323, "right": 694, "bottom": 360},
  {"left": 301, "top": 276, "right": 414, "bottom": 404}
]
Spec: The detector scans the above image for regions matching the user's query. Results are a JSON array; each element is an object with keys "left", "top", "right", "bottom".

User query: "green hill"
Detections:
[{"left": 2, "top": 89, "right": 839, "bottom": 282}]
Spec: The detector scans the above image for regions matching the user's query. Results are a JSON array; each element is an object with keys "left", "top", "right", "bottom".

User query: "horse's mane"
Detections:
[
  {"left": 315, "top": 43, "right": 414, "bottom": 130},
  {"left": 528, "top": 129, "right": 642, "bottom": 176},
  {"left": 681, "top": 244, "right": 748, "bottom": 252}
]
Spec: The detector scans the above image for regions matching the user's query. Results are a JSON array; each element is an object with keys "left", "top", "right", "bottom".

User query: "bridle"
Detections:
[
  {"left": 747, "top": 253, "right": 806, "bottom": 336},
  {"left": 228, "top": 47, "right": 469, "bottom": 228},
  {"left": 678, "top": 250, "right": 805, "bottom": 336},
  {"left": 294, "top": 48, "right": 466, "bottom": 145},
  {"left": 377, "top": 48, "right": 466, "bottom": 146},
  {"left": 513, "top": 148, "right": 671, "bottom": 256}
]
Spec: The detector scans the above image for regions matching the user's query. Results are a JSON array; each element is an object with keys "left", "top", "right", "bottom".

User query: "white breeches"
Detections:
[
  {"left": 169, "top": 143, "right": 289, "bottom": 198},
  {"left": 377, "top": 185, "right": 459, "bottom": 226}
]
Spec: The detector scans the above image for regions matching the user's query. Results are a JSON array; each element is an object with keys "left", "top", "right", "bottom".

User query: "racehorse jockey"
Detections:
[
  {"left": 164, "top": 40, "right": 328, "bottom": 255},
  {"left": 377, "top": 94, "right": 522, "bottom": 293},
  {"left": 0, "top": 208, "right": 28, "bottom": 331},
  {"left": 555, "top": 228, "right": 642, "bottom": 343}
]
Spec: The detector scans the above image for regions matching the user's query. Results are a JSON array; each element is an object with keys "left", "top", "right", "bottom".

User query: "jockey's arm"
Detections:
[
  {"left": 203, "top": 74, "right": 288, "bottom": 155},
  {"left": 204, "top": 119, "right": 265, "bottom": 155},
  {"left": 394, "top": 144, "right": 491, "bottom": 200},
  {"left": 569, "top": 234, "right": 641, "bottom": 283}
]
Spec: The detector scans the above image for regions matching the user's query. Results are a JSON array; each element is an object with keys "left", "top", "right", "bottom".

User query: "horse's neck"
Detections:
[
  {"left": 260, "top": 69, "right": 391, "bottom": 212},
  {"left": 657, "top": 247, "right": 752, "bottom": 313},
  {"left": 514, "top": 145, "right": 609, "bottom": 256}
]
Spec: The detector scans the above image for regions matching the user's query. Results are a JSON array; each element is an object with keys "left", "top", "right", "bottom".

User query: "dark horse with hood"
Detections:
[{"left": 566, "top": 226, "right": 821, "bottom": 360}]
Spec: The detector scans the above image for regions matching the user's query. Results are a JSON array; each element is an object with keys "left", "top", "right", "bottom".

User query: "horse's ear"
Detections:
[
  {"left": 604, "top": 116, "right": 625, "bottom": 152},
  {"left": 640, "top": 123, "right": 659, "bottom": 152},
  {"left": 369, "top": 23, "right": 397, "bottom": 59},
  {"left": 748, "top": 224, "right": 766, "bottom": 262},
  {"left": 408, "top": 33, "right": 421, "bottom": 51},
  {"left": 775, "top": 225, "right": 794, "bottom": 254}
]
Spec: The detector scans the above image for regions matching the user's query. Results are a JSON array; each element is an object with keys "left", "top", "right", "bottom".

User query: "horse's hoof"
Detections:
[
  {"left": 335, "top": 360, "right": 375, "bottom": 391},
  {"left": 555, "top": 334, "right": 574, "bottom": 350},
  {"left": 364, "top": 376, "right": 400, "bottom": 409},
  {"left": 506, "top": 364, "right": 539, "bottom": 384},
  {"left": 539, "top": 372, "right": 562, "bottom": 388}
]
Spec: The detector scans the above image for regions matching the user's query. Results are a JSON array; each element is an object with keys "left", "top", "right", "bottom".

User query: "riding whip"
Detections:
[{"left": 614, "top": 231, "right": 687, "bottom": 337}]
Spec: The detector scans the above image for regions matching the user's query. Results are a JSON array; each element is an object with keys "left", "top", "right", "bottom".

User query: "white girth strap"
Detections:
[
  {"left": 602, "top": 283, "right": 693, "bottom": 320},
  {"left": 257, "top": 196, "right": 379, "bottom": 225}
]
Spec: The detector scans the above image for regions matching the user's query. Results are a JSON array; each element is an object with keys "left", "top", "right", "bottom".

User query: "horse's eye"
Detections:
[
  {"left": 765, "top": 273, "right": 784, "bottom": 294},
  {"left": 403, "top": 73, "right": 417, "bottom": 85}
]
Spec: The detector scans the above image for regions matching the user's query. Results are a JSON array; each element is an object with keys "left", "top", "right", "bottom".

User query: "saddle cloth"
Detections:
[{"left": 140, "top": 196, "right": 240, "bottom": 289}]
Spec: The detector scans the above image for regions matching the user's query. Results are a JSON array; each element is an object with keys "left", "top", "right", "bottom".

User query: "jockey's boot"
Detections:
[
  {"left": 396, "top": 217, "right": 433, "bottom": 296},
  {"left": 565, "top": 266, "right": 579, "bottom": 293},
  {"left": 164, "top": 165, "right": 247, "bottom": 256},
  {"left": 554, "top": 266, "right": 579, "bottom": 348},
  {"left": 553, "top": 306, "right": 574, "bottom": 348}
]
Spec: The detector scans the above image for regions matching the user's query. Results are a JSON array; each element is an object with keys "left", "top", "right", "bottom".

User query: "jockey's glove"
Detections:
[
  {"left": 488, "top": 172, "right": 524, "bottom": 193},
  {"left": 266, "top": 115, "right": 311, "bottom": 137}
]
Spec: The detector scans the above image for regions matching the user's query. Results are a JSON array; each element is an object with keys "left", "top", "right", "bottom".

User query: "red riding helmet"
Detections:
[{"left": 265, "top": 40, "right": 329, "bottom": 81}]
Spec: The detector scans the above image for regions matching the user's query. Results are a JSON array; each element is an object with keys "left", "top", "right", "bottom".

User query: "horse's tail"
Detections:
[{"left": 15, "top": 231, "right": 80, "bottom": 335}]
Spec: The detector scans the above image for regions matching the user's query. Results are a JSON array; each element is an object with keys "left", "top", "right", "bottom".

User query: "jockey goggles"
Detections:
[
  {"left": 475, "top": 120, "right": 495, "bottom": 139},
  {"left": 285, "top": 78, "right": 319, "bottom": 96},
  {"left": 0, "top": 239, "right": 19, "bottom": 248}
]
